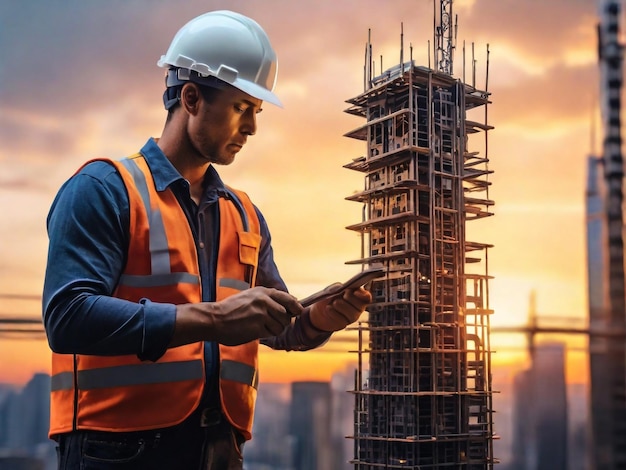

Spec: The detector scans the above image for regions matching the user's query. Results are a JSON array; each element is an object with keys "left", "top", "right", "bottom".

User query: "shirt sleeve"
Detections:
[
  {"left": 253, "top": 208, "right": 332, "bottom": 351},
  {"left": 43, "top": 161, "right": 176, "bottom": 362}
]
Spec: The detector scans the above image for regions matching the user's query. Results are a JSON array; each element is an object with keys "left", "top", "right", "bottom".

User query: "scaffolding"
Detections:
[{"left": 344, "top": 36, "right": 495, "bottom": 468}]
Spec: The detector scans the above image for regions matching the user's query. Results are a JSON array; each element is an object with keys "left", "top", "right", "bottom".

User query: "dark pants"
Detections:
[{"left": 55, "top": 408, "right": 245, "bottom": 470}]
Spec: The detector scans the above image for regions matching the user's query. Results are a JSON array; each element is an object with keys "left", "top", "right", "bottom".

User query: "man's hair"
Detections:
[
  {"left": 165, "top": 83, "right": 223, "bottom": 121},
  {"left": 198, "top": 84, "right": 222, "bottom": 105}
]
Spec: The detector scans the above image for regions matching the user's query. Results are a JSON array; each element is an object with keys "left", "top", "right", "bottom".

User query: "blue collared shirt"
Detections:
[{"left": 43, "top": 139, "right": 329, "bottom": 393}]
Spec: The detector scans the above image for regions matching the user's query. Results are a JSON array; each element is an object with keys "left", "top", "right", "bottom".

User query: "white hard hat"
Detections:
[{"left": 158, "top": 10, "right": 282, "bottom": 107}]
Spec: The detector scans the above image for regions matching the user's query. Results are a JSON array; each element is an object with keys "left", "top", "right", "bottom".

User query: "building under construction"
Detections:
[
  {"left": 343, "top": 2, "right": 495, "bottom": 468},
  {"left": 587, "top": 1, "right": 626, "bottom": 469}
]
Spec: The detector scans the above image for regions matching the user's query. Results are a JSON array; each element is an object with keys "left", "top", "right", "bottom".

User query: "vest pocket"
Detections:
[{"left": 237, "top": 231, "right": 260, "bottom": 267}]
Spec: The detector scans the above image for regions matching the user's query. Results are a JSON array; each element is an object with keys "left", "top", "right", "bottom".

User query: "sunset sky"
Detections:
[{"left": 0, "top": 0, "right": 605, "bottom": 386}]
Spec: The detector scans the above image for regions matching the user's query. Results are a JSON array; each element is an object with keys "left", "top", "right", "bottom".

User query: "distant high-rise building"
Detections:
[
  {"left": 344, "top": 4, "right": 495, "bottom": 468},
  {"left": 244, "top": 382, "right": 294, "bottom": 470},
  {"left": 511, "top": 343, "right": 568, "bottom": 470},
  {"left": 11, "top": 374, "right": 50, "bottom": 450},
  {"left": 568, "top": 383, "right": 589, "bottom": 470},
  {"left": 247, "top": 373, "right": 358, "bottom": 470},
  {"left": 0, "top": 385, "right": 18, "bottom": 449},
  {"left": 0, "top": 375, "right": 54, "bottom": 470},
  {"left": 585, "top": 153, "right": 614, "bottom": 470},
  {"left": 289, "top": 381, "right": 333, "bottom": 470},
  {"left": 511, "top": 370, "right": 534, "bottom": 470},
  {"left": 533, "top": 343, "right": 568, "bottom": 470}
]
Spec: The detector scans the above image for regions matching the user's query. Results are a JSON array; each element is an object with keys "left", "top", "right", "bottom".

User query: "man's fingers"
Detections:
[
  {"left": 249, "top": 291, "right": 292, "bottom": 337},
  {"left": 308, "top": 285, "right": 374, "bottom": 332},
  {"left": 344, "top": 287, "right": 373, "bottom": 305},
  {"left": 269, "top": 290, "right": 304, "bottom": 317},
  {"left": 327, "top": 288, "right": 372, "bottom": 323},
  {"left": 329, "top": 297, "right": 362, "bottom": 323}
]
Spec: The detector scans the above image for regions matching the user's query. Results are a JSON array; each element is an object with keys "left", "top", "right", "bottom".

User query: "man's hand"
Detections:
[
  {"left": 171, "top": 287, "right": 303, "bottom": 347},
  {"left": 308, "top": 284, "right": 372, "bottom": 332}
]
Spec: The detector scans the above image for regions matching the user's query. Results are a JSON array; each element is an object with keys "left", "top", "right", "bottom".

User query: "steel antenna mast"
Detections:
[{"left": 435, "top": 0, "right": 456, "bottom": 74}]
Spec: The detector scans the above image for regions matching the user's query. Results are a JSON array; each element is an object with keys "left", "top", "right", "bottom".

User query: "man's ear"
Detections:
[{"left": 180, "top": 83, "right": 201, "bottom": 115}]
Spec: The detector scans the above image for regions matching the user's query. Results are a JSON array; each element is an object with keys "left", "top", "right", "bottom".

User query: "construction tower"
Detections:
[
  {"left": 344, "top": 3, "right": 495, "bottom": 468},
  {"left": 587, "top": 1, "right": 626, "bottom": 468}
]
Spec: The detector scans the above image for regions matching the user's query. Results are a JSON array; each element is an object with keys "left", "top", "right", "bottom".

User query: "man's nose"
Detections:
[{"left": 242, "top": 112, "right": 257, "bottom": 136}]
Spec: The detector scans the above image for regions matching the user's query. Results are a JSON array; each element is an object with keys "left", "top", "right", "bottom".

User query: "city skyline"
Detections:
[
  {"left": 1, "top": 0, "right": 599, "bottom": 385},
  {"left": 0, "top": 363, "right": 589, "bottom": 469}
]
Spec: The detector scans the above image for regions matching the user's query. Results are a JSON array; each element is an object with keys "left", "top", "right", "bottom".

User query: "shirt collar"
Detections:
[
  {"left": 139, "top": 138, "right": 185, "bottom": 192},
  {"left": 202, "top": 165, "right": 228, "bottom": 204},
  {"left": 139, "top": 137, "right": 228, "bottom": 201}
]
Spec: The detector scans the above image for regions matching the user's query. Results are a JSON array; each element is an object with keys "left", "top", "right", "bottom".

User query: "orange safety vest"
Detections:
[{"left": 49, "top": 154, "right": 262, "bottom": 440}]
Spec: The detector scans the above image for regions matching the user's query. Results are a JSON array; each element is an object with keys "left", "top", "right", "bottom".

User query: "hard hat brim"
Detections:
[{"left": 234, "top": 79, "right": 283, "bottom": 108}]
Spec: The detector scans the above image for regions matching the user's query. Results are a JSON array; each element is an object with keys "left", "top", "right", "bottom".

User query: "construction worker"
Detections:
[{"left": 42, "top": 10, "right": 372, "bottom": 470}]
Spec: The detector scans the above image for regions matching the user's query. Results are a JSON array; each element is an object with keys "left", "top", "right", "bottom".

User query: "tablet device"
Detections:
[{"left": 298, "top": 267, "right": 385, "bottom": 308}]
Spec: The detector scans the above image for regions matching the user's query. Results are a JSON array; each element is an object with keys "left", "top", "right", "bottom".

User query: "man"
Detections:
[{"left": 43, "top": 10, "right": 371, "bottom": 470}]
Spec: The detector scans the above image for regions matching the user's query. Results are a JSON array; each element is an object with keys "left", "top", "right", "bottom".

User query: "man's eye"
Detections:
[{"left": 234, "top": 105, "right": 245, "bottom": 113}]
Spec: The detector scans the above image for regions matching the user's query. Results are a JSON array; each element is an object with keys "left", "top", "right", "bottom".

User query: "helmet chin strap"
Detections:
[{"left": 162, "top": 68, "right": 226, "bottom": 110}]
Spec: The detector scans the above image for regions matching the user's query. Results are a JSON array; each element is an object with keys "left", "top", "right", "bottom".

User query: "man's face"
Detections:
[{"left": 188, "top": 84, "right": 263, "bottom": 166}]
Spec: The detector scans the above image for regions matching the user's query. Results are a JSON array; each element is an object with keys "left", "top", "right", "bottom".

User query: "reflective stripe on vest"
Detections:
[
  {"left": 220, "top": 359, "right": 259, "bottom": 389},
  {"left": 219, "top": 278, "right": 250, "bottom": 291},
  {"left": 51, "top": 360, "right": 204, "bottom": 391},
  {"left": 51, "top": 358, "right": 258, "bottom": 392},
  {"left": 118, "top": 158, "right": 199, "bottom": 287},
  {"left": 120, "top": 272, "right": 199, "bottom": 288}
]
